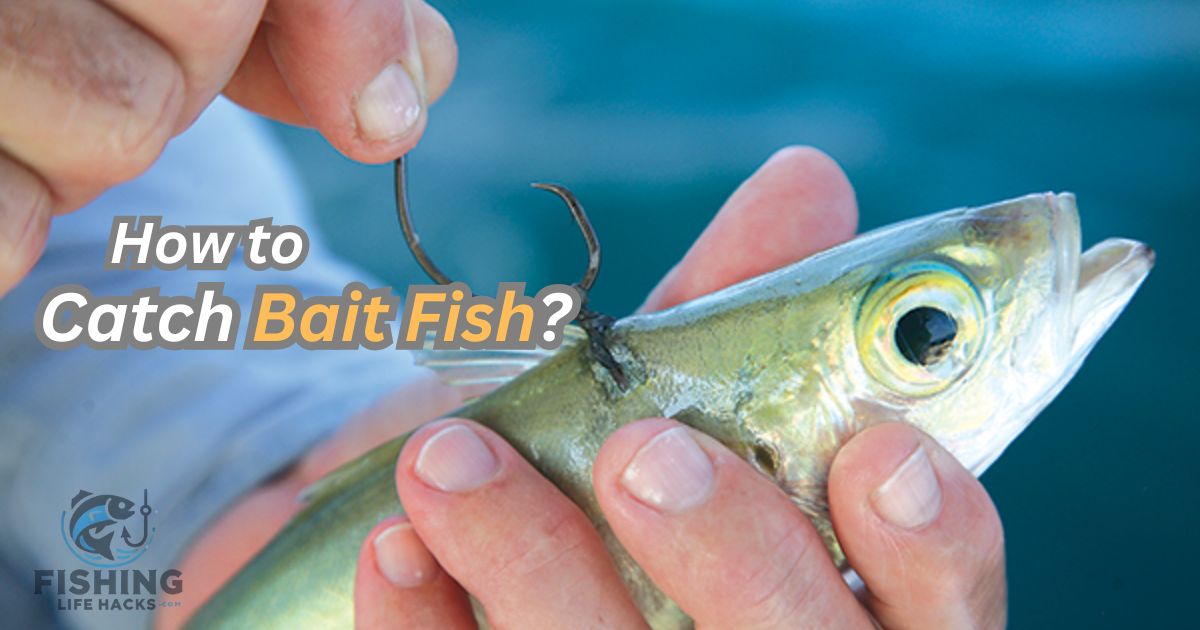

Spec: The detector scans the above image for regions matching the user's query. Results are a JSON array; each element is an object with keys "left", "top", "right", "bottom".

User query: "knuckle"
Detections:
[
  {"left": 958, "top": 503, "right": 1005, "bottom": 591},
  {"left": 91, "top": 41, "right": 184, "bottom": 183},
  {"left": 491, "top": 505, "right": 593, "bottom": 581},
  {"left": 0, "top": 1, "right": 184, "bottom": 186},
  {"left": 965, "top": 512, "right": 1007, "bottom": 624},
  {"left": 0, "top": 155, "right": 52, "bottom": 218},
  {"left": 926, "top": 508, "right": 1006, "bottom": 613},
  {"left": 0, "top": 156, "right": 51, "bottom": 291},
  {"left": 974, "top": 509, "right": 1006, "bottom": 571},
  {"left": 729, "top": 527, "right": 818, "bottom": 626}
]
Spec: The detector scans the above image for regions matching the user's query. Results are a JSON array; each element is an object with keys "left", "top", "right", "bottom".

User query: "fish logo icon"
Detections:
[{"left": 60, "top": 489, "right": 154, "bottom": 567}]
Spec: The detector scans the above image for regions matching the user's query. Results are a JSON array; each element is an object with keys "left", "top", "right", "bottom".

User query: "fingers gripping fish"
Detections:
[{"left": 189, "top": 159, "right": 1152, "bottom": 628}]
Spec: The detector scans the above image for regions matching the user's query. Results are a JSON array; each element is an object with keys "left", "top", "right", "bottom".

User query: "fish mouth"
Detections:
[
  {"left": 1070, "top": 237, "right": 1154, "bottom": 359},
  {"left": 962, "top": 194, "right": 1152, "bottom": 476},
  {"left": 1045, "top": 193, "right": 1153, "bottom": 363}
]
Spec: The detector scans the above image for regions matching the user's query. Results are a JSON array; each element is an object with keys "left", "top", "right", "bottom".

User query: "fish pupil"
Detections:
[{"left": 895, "top": 306, "right": 957, "bottom": 366}]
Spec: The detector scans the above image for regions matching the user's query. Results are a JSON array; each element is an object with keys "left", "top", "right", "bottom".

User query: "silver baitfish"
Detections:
[{"left": 189, "top": 192, "right": 1152, "bottom": 628}]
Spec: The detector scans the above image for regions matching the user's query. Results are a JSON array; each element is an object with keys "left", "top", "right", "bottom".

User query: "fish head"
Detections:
[
  {"left": 107, "top": 496, "right": 136, "bottom": 520},
  {"left": 624, "top": 191, "right": 1149, "bottom": 494},
  {"left": 833, "top": 192, "right": 1152, "bottom": 473}
]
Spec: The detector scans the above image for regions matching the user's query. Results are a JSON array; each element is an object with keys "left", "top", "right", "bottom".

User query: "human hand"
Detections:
[
  {"left": 0, "top": 0, "right": 457, "bottom": 295},
  {"left": 354, "top": 148, "right": 1007, "bottom": 628}
]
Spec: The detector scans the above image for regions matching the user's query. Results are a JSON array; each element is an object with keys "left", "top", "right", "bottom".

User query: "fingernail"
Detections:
[
  {"left": 373, "top": 522, "right": 437, "bottom": 588},
  {"left": 871, "top": 445, "right": 942, "bottom": 530},
  {"left": 415, "top": 424, "right": 499, "bottom": 492},
  {"left": 356, "top": 62, "right": 423, "bottom": 143},
  {"left": 621, "top": 427, "right": 714, "bottom": 513}
]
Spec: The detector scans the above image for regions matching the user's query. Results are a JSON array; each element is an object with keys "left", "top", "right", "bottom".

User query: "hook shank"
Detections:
[{"left": 395, "top": 156, "right": 453, "bottom": 285}]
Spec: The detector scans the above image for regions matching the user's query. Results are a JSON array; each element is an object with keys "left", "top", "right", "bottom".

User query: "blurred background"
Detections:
[{"left": 268, "top": 1, "right": 1197, "bottom": 626}]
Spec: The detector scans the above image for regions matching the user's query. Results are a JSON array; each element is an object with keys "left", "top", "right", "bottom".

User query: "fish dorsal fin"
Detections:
[
  {"left": 413, "top": 325, "right": 586, "bottom": 404},
  {"left": 71, "top": 490, "right": 91, "bottom": 507}
]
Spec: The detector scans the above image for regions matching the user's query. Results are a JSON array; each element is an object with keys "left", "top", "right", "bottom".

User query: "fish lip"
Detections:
[
  {"left": 1050, "top": 192, "right": 1153, "bottom": 364},
  {"left": 1049, "top": 192, "right": 1084, "bottom": 312},
  {"left": 1069, "top": 237, "right": 1154, "bottom": 360}
]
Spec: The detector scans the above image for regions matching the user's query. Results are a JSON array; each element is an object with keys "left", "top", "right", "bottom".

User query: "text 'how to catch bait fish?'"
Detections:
[{"left": 32, "top": 216, "right": 583, "bottom": 351}]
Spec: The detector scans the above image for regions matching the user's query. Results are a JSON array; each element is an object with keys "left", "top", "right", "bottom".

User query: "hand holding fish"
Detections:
[
  {"left": 350, "top": 148, "right": 1007, "bottom": 628},
  {"left": 0, "top": 0, "right": 458, "bottom": 296},
  {"left": 361, "top": 417, "right": 1004, "bottom": 629},
  {"left": 175, "top": 131, "right": 1154, "bottom": 627}
]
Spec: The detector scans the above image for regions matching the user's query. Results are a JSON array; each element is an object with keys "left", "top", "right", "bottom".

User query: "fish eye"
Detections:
[
  {"left": 894, "top": 306, "right": 957, "bottom": 366},
  {"left": 855, "top": 261, "right": 986, "bottom": 396}
]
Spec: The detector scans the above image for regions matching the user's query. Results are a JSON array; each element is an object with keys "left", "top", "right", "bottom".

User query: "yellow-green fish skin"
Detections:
[{"left": 187, "top": 192, "right": 1152, "bottom": 628}]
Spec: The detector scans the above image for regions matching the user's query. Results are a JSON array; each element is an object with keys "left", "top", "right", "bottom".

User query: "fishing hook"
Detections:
[
  {"left": 394, "top": 156, "right": 628, "bottom": 389},
  {"left": 121, "top": 489, "right": 152, "bottom": 548}
]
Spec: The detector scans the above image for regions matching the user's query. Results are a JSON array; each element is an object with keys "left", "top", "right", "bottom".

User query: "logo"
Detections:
[
  {"left": 37, "top": 488, "right": 182, "bottom": 613},
  {"left": 60, "top": 489, "right": 154, "bottom": 568}
]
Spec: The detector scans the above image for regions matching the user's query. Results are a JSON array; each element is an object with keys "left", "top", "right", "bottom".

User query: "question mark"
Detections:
[{"left": 540, "top": 289, "right": 578, "bottom": 344}]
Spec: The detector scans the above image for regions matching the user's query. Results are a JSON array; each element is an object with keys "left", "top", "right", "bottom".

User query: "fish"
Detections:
[
  {"left": 69, "top": 490, "right": 136, "bottom": 561},
  {"left": 187, "top": 192, "right": 1153, "bottom": 628}
]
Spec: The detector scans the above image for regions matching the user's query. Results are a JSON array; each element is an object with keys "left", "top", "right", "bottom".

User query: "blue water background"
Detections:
[{"left": 270, "top": 1, "right": 1199, "bottom": 625}]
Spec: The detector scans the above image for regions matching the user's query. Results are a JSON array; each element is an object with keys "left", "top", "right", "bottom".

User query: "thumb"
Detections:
[
  {"left": 225, "top": 0, "right": 457, "bottom": 163},
  {"left": 828, "top": 422, "right": 1007, "bottom": 629}
]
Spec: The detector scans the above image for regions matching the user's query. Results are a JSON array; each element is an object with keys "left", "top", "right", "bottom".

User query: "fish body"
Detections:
[
  {"left": 70, "top": 490, "right": 136, "bottom": 561},
  {"left": 189, "top": 193, "right": 1152, "bottom": 628}
]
